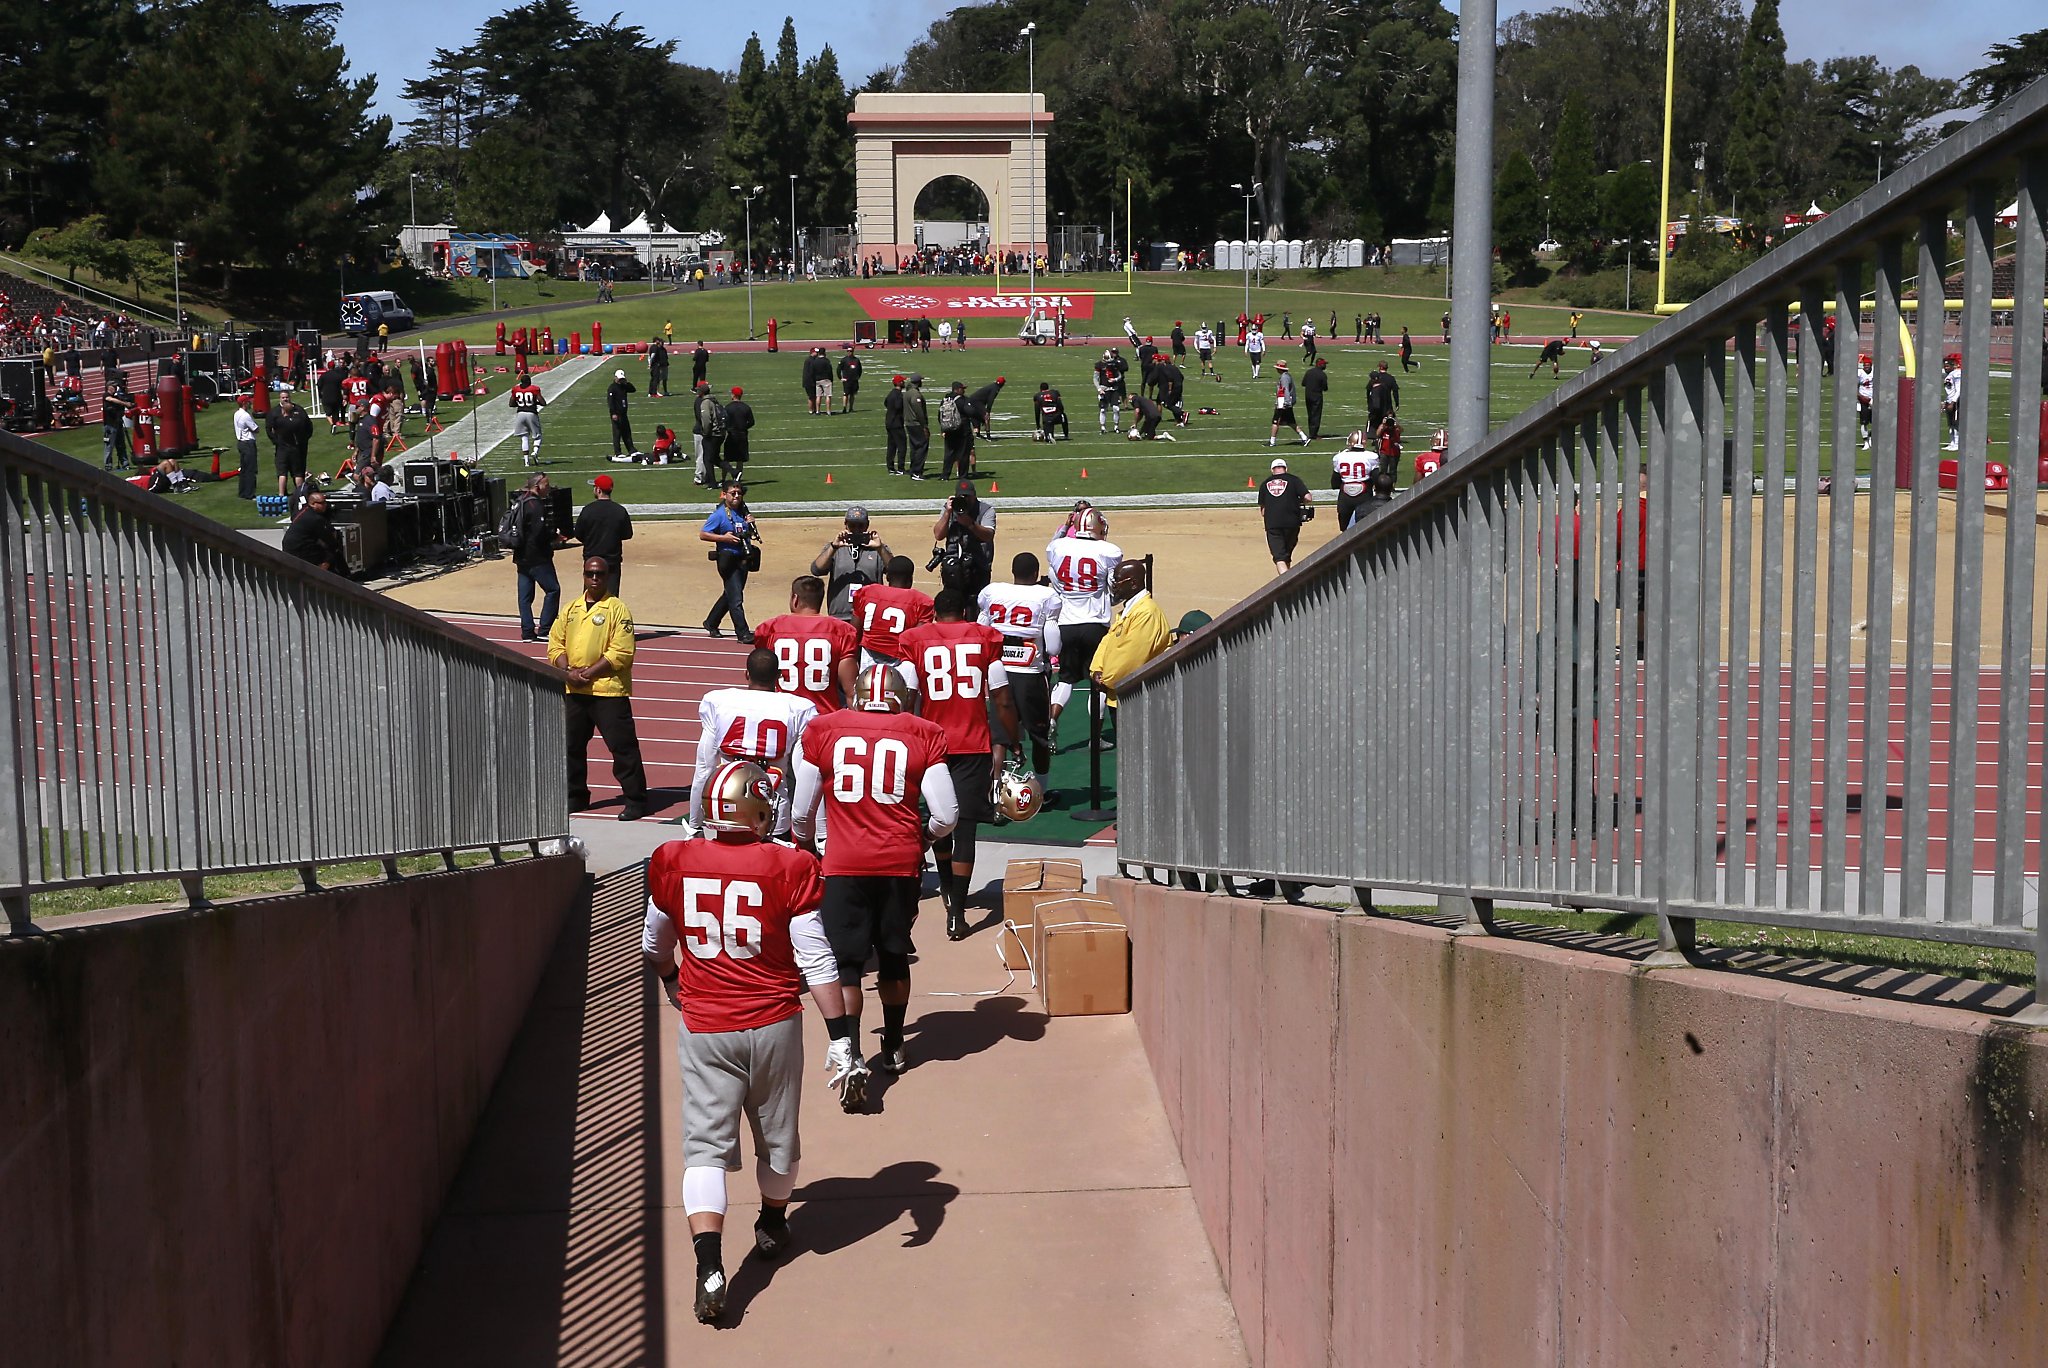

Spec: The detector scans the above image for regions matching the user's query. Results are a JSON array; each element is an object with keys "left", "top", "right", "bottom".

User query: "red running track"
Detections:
[{"left": 440, "top": 611, "right": 749, "bottom": 820}]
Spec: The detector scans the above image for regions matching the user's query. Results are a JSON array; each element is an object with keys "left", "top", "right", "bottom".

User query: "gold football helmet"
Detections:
[
  {"left": 1074, "top": 506, "right": 1109, "bottom": 539},
  {"left": 993, "top": 763, "right": 1044, "bottom": 823},
  {"left": 855, "top": 663, "right": 916, "bottom": 713},
  {"left": 700, "top": 759, "right": 777, "bottom": 838}
]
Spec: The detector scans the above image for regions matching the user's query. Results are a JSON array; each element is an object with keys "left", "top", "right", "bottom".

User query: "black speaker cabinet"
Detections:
[{"left": 546, "top": 486, "right": 573, "bottom": 538}]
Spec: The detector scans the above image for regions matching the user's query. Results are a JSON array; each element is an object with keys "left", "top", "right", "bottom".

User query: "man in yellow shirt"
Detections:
[
  {"left": 549, "top": 555, "right": 649, "bottom": 819},
  {"left": 1090, "top": 562, "right": 1170, "bottom": 708}
]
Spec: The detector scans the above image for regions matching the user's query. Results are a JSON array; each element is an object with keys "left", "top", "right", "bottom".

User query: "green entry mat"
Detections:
[{"left": 993, "top": 684, "right": 1118, "bottom": 846}]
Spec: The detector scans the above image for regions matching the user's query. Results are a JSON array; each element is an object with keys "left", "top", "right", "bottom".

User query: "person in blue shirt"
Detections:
[{"left": 699, "top": 481, "right": 758, "bottom": 643}]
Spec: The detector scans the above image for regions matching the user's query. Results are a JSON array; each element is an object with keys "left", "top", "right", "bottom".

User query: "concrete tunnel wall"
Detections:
[
  {"left": 0, "top": 855, "right": 585, "bottom": 1368},
  {"left": 1106, "top": 878, "right": 2048, "bottom": 1368}
]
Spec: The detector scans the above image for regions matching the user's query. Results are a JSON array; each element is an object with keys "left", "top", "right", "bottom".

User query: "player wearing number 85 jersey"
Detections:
[
  {"left": 899, "top": 589, "right": 1020, "bottom": 942},
  {"left": 690, "top": 648, "right": 816, "bottom": 835},
  {"left": 793, "top": 667, "right": 958, "bottom": 1098},
  {"left": 978, "top": 553, "right": 1061, "bottom": 797},
  {"left": 754, "top": 575, "right": 859, "bottom": 713},
  {"left": 1044, "top": 508, "right": 1123, "bottom": 728},
  {"left": 642, "top": 760, "right": 849, "bottom": 1324}
]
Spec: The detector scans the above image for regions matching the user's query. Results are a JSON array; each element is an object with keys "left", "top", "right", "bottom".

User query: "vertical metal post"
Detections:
[{"left": 1447, "top": 0, "right": 1495, "bottom": 456}]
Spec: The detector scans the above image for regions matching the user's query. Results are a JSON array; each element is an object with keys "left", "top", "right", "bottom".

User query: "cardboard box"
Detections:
[
  {"left": 1000, "top": 858, "right": 1086, "bottom": 970},
  {"left": 1038, "top": 925, "right": 1131, "bottom": 1016},
  {"left": 1031, "top": 894, "right": 1123, "bottom": 977}
]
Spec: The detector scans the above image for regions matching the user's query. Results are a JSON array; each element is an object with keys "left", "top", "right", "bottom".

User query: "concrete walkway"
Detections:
[{"left": 377, "top": 846, "right": 1244, "bottom": 1367}]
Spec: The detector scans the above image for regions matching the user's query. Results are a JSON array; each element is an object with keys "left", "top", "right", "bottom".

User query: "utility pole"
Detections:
[
  {"left": 1447, "top": 0, "right": 1496, "bottom": 456},
  {"left": 732, "top": 184, "right": 763, "bottom": 338},
  {"left": 1021, "top": 21, "right": 1037, "bottom": 294},
  {"left": 1231, "top": 182, "right": 1260, "bottom": 320}
]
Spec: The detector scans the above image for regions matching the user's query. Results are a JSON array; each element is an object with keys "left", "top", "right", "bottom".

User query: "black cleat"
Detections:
[
  {"left": 876, "top": 1044, "right": 909, "bottom": 1076},
  {"left": 754, "top": 1209, "right": 792, "bottom": 1261},
  {"left": 946, "top": 909, "right": 967, "bottom": 941},
  {"left": 839, "top": 1057, "right": 871, "bottom": 1113},
  {"left": 694, "top": 1266, "right": 727, "bottom": 1324}
]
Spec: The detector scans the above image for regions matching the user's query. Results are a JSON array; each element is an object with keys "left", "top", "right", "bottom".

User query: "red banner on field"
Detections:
[{"left": 844, "top": 285, "right": 1097, "bottom": 319}]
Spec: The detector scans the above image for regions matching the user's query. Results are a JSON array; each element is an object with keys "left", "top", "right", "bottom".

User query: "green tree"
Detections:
[
  {"left": 1962, "top": 29, "right": 2048, "bottom": 109},
  {"left": 1495, "top": 150, "right": 1544, "bottom": 280},
  {"left": 721, "top": 33, "right": 783, "bottom": 236},
  {"left": 801, "top": 46, "right": 855, "bottom": 228},
  {"left": 1598, "top": 160, "right": 1660, "bottom": 256},
  {"left": 1546, "top": 94, "right": 1598, "bottom": 268},
  {"left": 1722, "top": 0, "right": 1787, "bottom": 228}
]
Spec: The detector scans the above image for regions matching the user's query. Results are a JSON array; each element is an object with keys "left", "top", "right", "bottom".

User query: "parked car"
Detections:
[{"left": 339, "top": 290, "right": 416, "bottom": 335}]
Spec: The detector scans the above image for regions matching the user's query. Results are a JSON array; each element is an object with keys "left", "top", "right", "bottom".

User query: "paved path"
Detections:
[{"left": 377, "top": 856, "right": 1244, "bottom": 1367}]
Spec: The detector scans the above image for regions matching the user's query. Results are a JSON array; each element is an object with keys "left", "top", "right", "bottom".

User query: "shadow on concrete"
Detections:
[
  {"left": 902, "top": 995, "right": 1049, "bottom": 1064},
  {"left": 377, "top": 863, "right": 669, "bottom": 1367}
]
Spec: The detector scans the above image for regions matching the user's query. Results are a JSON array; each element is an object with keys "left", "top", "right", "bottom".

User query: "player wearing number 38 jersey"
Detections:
[
  {"left": 793, "top": 665, "right": 957, "bottom": 1106},
  {"left": 642, "top": 759, "right": 848, "bottom": 1326},
  {"left": 754, "top": 575, "right": 859, "bottom": 713}
]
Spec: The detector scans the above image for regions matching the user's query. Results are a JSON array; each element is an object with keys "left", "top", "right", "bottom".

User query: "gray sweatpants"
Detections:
[{"left": 678, "top": 1011, "right": 805, "bottom": 1171}]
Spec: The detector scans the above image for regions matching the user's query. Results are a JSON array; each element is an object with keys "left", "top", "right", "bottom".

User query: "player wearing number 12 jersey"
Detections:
[
  {"left": 851, "top": 556, "right": 936, "bottom": 669},
  {"left": 978, "top": 552, "right": 1062, "bottom": 794},
  {"left": 689, "top": 649, "right": 816, "bottom": 835},
  {"left": 641, "top": 759, "right": 848, "bottom": 1325},
  {"left": 754, "top": 575, "right": 859, "bottom": 713},
  {"left": 899, "top": 589, "right": 1020, "bottom": 942},
  {"left": 793, "top": 666, "right": 957, "bottom": 1097},
  {"left": 1044, "top": 508, "right": 1124, "bottom": 728}
]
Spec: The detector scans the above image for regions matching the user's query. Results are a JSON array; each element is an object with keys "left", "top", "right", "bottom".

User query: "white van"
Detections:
[{"left": 340, "top": 291, "right": 416, "bottom": 335}]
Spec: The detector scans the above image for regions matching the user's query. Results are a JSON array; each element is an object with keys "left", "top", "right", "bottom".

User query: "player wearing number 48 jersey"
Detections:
[
  {"left": 793, "top": 666, "right": 958, "bottom": 1100},
  {"left": 978, "top": 554, "right": 1061, "bottom": 797},
  {"left": 642, "top": 760, "right": 849, "bottom": 1325},
  {"left": 1044, "top": 507, "right": 1123, "bottom": 729},
  {"left": 900, "top": 589, "right": 1020, "bottom": 942},
  {"left": 754, "top": 575, "right": 860, "bottom": 713},
  {"left": 689, "top": 648, "right": 816, "bottom": 836}
]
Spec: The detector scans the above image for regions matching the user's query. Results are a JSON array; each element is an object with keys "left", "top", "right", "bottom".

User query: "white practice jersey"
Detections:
[
  {"left": 1943, "top": 368, "right": 1962, "bottom": 405},
  {"left": 1195, "top": 327, "right": 1215, "bottom": 352},
  {"left": 1044, "top": 535, "right": 1125, "bottom": 627},
  {"left": 691, "top": 687, "right": 817, "bottom": 828},
  {"left": 978, "top": 582, "right": 1064, "bottom": 674},
  {"left": 1334, "top": 449, "right": 1377, "bottom": 497},
  {"left": 1856, "top": 366, "right": 1874, "bottom": 405}
]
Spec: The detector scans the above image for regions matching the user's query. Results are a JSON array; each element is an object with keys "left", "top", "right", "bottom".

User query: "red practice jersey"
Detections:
[
  {"left": 850, "top": 583, "right": 935, "bottom": 660},
  {"left": 754, "top": 613, "right": 859, "bottom": 713},
  {"left": 644, "top": 836, "right": 825, "bottom": 1034},
  {"left": 509, "top": 381, "right": 544, "bottom": 413},
  {"left": 898, "top": 620, "right": 1008, "bottom": 755},
  {"left": 800, "top": 709, "right": 950, "bottom": 877}
]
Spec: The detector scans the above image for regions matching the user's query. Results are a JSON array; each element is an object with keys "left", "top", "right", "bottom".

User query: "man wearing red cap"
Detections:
[
  {"left": 576, "top": 473, "right": 633, "bottom": 596},
  {"left": 722, "top": 386, "right": 755, "bottom": 484}
]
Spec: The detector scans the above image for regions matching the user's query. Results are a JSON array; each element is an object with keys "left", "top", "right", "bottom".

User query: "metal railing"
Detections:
[
  {"left": 0, "top": 432, "right": 568, "bottom": 931},
  {"left": 1116, "top": 79, "right": 2048, "bottom": 996}
]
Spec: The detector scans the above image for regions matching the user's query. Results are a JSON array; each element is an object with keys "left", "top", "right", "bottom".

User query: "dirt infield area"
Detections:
[{"left": 387, "top": 507, "right": 1344, "bottom": 628}]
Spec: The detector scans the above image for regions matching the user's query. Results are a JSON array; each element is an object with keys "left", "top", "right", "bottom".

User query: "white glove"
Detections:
[{"left": 824, "top": 1037, "right": 856, "bottom": 1088}]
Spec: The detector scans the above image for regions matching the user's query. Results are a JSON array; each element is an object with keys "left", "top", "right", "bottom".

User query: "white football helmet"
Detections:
[
  {"left": 855, "top": 663, "right": 916, "bottom": 713},
  {"left": 700, "top": 759, "right": 776, "bottom": 838},
  {"left": 993, "top": 763, "right": 1044, "bottom": 823}
]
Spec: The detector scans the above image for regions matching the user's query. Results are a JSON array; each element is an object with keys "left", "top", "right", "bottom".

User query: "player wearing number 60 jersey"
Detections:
[
  {"left": 793, "top": 666, "right": 957, "bottom": 1099},
  {"left": 899, "top": 588, "right": 1019, "bottom": 942},
  {"left": 978, "top": 553, "right": 1061, "bottom": 795},
  {"left": 1044, "top": 508, "right": 1124, "bottom": 728},
  {"left": 689, "top": 649, "right": 817, "bottom": 835},
  {"left": 754, "top": 575, "right": 859, "bottom": 713}
]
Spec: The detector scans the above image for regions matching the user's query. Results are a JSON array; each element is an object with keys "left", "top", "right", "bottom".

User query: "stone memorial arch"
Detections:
[{"left": 851, "top": 92, "right": 1050, "bottom": 265}]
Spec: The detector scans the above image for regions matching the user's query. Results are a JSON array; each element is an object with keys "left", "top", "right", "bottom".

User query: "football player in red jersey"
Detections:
[
  {"left": 508, "top": 372, "right": 547, "bottom": 466},
  {"left": 899, "top": 588, "right": 1021, "bottom": 941},
  {"left": 851, "top": 555, "right": 936, "bottom": 671},
  {"left": 792, "top": 666, "right": 958, "bottom": 1094},
  {"left": 642, "top": 759, "right": 853, "bottom": 1325},
  {"left": 753, "top": 575, "right": 859, "bottom": 713}
]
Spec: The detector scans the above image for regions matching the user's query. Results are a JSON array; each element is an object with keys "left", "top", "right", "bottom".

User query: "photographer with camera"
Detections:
[
  {"left": 929, "top": 480, "right": 997, "bottom": 599},
  {"left": 809, "top": 506, "right": 893, "bottom": 623},
  {"left": 699, "top": 480, "right": 760, "bottom": 642}
]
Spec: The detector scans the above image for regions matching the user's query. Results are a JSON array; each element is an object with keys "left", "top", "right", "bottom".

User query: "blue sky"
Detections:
[{"left": 339, "top": 1, "right": 2036, "bottom": 125}]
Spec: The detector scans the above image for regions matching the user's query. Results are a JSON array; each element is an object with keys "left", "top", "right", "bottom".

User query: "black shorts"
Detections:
[
  {"left": 1058, "top": 621, "right": 1109, "bottom": 684},
  {"left": 946, "top": 751, "right": 993, "bottom": 827},
  {"left": 1272, "top": 406, "right": 1295, "bottom": 425},
  {"left": 821, "top": 874, "right": 921, "bottom": 968},
  {"left": 1266, "top": 526, "right": 1301, "bottom": 561}
]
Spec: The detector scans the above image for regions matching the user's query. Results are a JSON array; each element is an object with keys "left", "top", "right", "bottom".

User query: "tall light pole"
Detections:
[
  {"left": 1872, "top": 139, "right": 1884, "bottom": 184},
  {"left": 788, "top": 173, "right": 798, "bottom": 277},
  {"left": 731, "top": 184, "right": 763, "bottom": 338},
  {"left": 171, "top": 240, "right": 184, "bottom": 339},
  {"left": 1231, "top": 182, "right": 1260, "bottom": 320},
  {"left": 1020, "top": 20, "right": 1037, "bottom": 294},
  {"left": 408, "top": 172, "right": 419, "bottom": 230}
]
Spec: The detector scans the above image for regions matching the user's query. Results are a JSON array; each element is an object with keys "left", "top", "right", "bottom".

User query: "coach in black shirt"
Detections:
[
  {"left": 575, "top": 473, "right": 633, "bottom": 595},
  {"left": 1256, "top": 456, "right": 1313, "bottom": 574}
]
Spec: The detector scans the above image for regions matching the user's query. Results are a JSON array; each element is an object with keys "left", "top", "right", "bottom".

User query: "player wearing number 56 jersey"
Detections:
[
  {"left": 1044, "top": 507, "right": 1123, "bottom": 727},
  {"left": 851, "top": 556, "right": 936, "bottom": 669},
  {"left": 900, "top": 589, "right": 1020, "bottom": 942},
  {"left": 754, "top": 575, "right": 859, "bottom": 713},
  {"left": 642, "top": 760, "right": 848, "bottom": 1325},
  {"left": 978, "top": 553, "right": 1061, "bottom": 795},
  {"left": 690, "top": 649, "right": 816, "bottom": 835},
  {"left": 793, "top": 667, "right": 958, "bottom": 1098}
]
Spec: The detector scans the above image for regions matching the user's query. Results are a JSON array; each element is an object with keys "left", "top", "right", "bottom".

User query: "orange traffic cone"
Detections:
[
  {"left": 1246, "top": 475, "right": 1255, "bottom": 488},
  {"left": 1080, "top": 467, "right": 1089, "bottom": 479},
  {"left": 989, "top": 480, "right": 999, "bottom": 493},
  {"left": 825, "top": 471, "right": 834, "bottom": 484}
]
